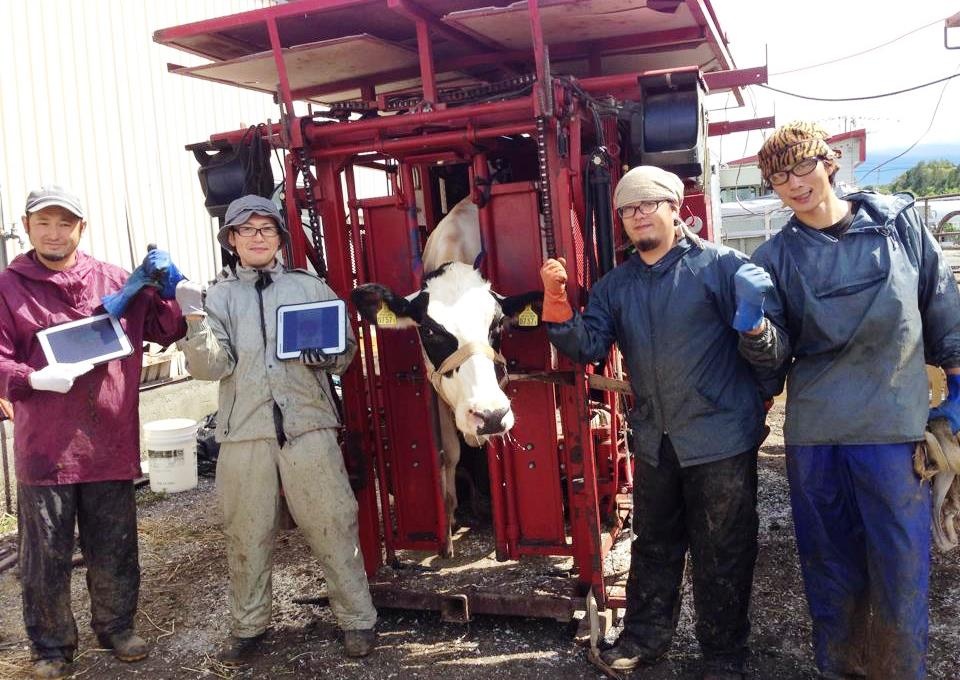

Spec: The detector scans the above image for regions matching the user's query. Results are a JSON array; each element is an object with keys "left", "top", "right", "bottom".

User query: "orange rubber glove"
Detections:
[{"left": 540, "top": 257, "right": 574, "bottom": 323}]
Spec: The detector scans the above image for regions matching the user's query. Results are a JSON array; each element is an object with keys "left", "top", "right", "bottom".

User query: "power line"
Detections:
[
  {"left": 771, "top": 18, "right": 943, "bottom": 76},
  {"left": 758, "top": 72, "right": 960, "bottom": 102},
  {"left": 860, "top": 62, "right": 960, "bottom": 181}
]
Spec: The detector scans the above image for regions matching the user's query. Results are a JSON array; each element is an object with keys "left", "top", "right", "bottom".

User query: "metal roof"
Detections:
[{"left": 154, "top": 0, "right": 740, "bottom": 105}]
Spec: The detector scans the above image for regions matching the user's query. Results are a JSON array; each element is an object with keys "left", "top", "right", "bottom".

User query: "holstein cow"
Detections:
[{"left": 352, "top": 198, "right": 541, "bottom": 557}]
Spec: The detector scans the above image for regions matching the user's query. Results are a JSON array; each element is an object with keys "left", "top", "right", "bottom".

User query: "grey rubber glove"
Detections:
[
  {"left": 29, "top": 362, "right": 95, "bottom": 394},
  {"left": 300, "top": 347, "right": 338, "bottom": 370},
  {"left": 175, "top": 280, "right": 206, "bottom": 317}
]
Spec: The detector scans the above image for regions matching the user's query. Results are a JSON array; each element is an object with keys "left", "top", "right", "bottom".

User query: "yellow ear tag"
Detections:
[
  {"left": 517, "top": 303, "right": 539, "bottom": 327},
  {"left": 376, "top": 301, "right": 398, "bottom": 327}
]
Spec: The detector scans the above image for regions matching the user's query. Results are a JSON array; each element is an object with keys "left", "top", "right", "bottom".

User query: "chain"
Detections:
[
  {"left": 384, "top": 74, "right": 537, "bottom": 111},
  {"left": 294, "top": 146, "right": 327, "bottom": 278},
  {"left": 536, "top": 116, "right": 556, "bottom": 259}
]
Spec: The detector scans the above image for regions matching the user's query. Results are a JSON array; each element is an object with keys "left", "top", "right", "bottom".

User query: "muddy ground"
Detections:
[{"left": 0, "top": 403, "right": 958, "bottom": 679}]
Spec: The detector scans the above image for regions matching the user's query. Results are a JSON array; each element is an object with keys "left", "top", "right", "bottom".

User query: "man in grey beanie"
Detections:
[
  {"left": 541, "top": 167, "right": 772, "bottom": 680},
  {"left": 176, "top": 195, "right": 377, "bottom": 665}
]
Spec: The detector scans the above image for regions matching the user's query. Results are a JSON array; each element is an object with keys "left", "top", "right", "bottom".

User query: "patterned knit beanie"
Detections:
[{"left": 757, "top": 121, "right": 841, "bottom": 180}]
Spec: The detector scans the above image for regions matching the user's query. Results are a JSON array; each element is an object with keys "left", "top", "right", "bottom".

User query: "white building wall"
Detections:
[{"left": 0, "top": 0, "right": 279, "bottom": 282}]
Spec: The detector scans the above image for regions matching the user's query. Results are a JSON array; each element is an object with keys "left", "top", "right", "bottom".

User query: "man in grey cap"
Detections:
[
  {"left": 0, "top": 185, "right": 185, "bottom": 679},
  {"left": 540, "top": 167, "right": 772, "bottom": 680},
  {"left": 176, "top": 194, "right": 377, "bottom": 665}
]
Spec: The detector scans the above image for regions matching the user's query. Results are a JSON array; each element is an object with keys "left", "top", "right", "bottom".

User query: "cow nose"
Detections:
[{"left": 474, "top": 407, "right": 510, "bottom": 435}]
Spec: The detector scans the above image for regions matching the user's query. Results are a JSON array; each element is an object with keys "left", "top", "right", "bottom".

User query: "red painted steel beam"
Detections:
[
  {"left": 311, "top": 122, "right": 536, "bottom": 158},
  {"left": 414, "top": 18, "right": 438, "bottom": 104},
  {"left": 574, "top": 65, "right": 699, "bottom": 100},
  {"left": 529, "top": 0, "right": 548, "bottom": 117},
  {"left": 683, "top": 0, "right": 742, "bottom": 104},
  {"left": 708, "top": 116, "right": 775, "bottom": 137},
  {"left": 305, "top": 96, "right": 534, "bottom": 141},
  {"left": 386, "top": 0, "right": 505, "bottom": 54},
  {"left": 702, "top": 65, "right": 767, "bottom": 92},
  {"left": 267, "top": 17, "right": 299, "bottom": 146}
]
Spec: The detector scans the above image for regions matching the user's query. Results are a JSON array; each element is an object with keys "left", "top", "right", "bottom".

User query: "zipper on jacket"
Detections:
[
  {"left": 643, "top": 272, "right": 668, "bottom": 435},
  {"left": 255, "top": 272, "right": 286, "bottom": 446}
]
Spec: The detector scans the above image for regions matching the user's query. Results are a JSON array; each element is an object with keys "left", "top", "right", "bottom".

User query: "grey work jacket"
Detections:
[
  {"left": 740, "top": 191, "right": 960, "bottom": 445},
  {"left": 179, "top": 261, "right": 356, "bottom": 444},
  {"left": 548, "top": 238, "right": 766, "bottom": 467}
]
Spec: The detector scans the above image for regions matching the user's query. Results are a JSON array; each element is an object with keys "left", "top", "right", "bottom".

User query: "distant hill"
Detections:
[{"left": 856, "top": 143, "right": 960, "bottom": 186}]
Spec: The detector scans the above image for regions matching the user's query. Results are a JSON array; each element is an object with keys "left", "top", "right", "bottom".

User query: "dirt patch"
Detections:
[{"left": 0, "top": 403, "right": 957, "bottom": 679}]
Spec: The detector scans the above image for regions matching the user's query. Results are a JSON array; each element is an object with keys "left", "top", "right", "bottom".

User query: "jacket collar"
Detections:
[
  {"left": 7, "top": 249, "right": 96, "bottom": 282},
  {"left": 787, "top": 190, "right": 909, "bottom": 242},
  {"left": 630, "top": 237, "right": 693, "bottom": 274},
  {"left": 227, "top": 259, "right": 285, "bottom": 283}
]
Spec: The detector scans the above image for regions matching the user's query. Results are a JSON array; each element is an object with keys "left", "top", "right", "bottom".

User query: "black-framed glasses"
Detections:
[
  {"left": 232, "top": 225, "right": 281, "bottom": 238},
  {"left": 767, "top": 157, "right": 823, "bottom": 186},
  {"left": 617, "top": 200, "right": 669, "bottom": 219}
]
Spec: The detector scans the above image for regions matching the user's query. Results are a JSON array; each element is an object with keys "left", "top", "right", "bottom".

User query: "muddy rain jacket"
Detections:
[
  {"left": 547, "top": 238, "right": 766, "bottom": 467},
  {"left": 0, "top": 251, "right": 185, "bottom": 485},
  {"left": 179, "top": 261, "right": 355, "bottom": 443},
  {"left": 740, "top": 191, "right": 960, "bottom": 444}
]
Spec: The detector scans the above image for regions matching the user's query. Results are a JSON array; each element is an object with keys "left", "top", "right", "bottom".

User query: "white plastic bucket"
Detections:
[{"left": 142, "top": 418, "right": 199, "bottom": 493}]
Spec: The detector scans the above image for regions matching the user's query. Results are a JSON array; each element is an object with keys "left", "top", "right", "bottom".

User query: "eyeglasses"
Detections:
[
  {"left": 767, "top": 157, "right": 823, "bottom": 186},
  {"left": 617, "top": 201, "right": 669, "bottom": 219},
  {"left": 232, "top": 225, "right": 280, "bottom": 238}
]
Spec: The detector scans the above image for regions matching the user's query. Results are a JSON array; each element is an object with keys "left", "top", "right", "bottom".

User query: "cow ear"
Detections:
[
  {"left": 493, "top": 290, "right": 544, "bottom": 328},
  {"left": 350, "top": 284, "right": 423, "bottom": 329}
]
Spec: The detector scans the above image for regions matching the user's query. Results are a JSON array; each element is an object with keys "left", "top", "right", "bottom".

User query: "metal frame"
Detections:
[{"left": 157, "top": 0, "right": 769, "bottom": 619}]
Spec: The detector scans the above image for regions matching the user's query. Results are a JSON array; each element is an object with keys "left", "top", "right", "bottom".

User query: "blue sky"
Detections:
[{"left": 708, "top": 0, "right": 960, "bottom": 178}]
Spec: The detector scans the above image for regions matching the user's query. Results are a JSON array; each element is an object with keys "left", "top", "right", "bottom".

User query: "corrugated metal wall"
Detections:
[{"left": 0, "top": 0, "right": 279, "bottom": 282}]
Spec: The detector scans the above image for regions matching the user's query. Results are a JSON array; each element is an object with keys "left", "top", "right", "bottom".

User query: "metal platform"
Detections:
[
  {"left": 154, "top": 0, "right": 743, "bottom": 106},
  {"left": 296, "top": 523, "right": 631, "bottom": 622}
]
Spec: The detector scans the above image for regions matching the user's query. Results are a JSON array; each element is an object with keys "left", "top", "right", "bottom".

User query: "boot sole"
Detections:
[{"left": 114, "top": 651, "right": 149, "bottom": 663}]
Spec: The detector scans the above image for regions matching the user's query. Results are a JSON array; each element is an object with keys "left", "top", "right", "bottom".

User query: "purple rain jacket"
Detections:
[{"left": 0, "top": 250, "right": 185, "bottom": 485}]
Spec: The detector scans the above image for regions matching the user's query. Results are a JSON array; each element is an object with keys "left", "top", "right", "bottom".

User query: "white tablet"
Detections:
[
  {"left": 36, "top": 314, "right": 133, "bottom": 366},
  {"left": 276, "top": 300, "right": 347, "bottom": 360}
]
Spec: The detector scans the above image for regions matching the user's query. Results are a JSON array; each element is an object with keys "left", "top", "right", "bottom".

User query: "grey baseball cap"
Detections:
[
  {"left": 25, "top": 184, "right": 84, "bottom": 219},
  {"left": 217, "top": 194, "right": 288, "bottom": 253}
]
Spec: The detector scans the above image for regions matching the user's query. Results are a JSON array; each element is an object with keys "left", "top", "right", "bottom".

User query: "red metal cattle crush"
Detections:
[{"left": 156, "top": 0, "right": 770, "bottom": 623}]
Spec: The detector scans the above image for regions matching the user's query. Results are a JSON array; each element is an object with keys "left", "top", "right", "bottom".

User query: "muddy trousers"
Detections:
[
  {"left": 621, "top": 439, "right": 758, "bottom": 674},
  {"left": 786, "top": 443, "right": 930, "bottom": 680},
  {"left": 217, "top": 429, "right": 377, "bottom": 638},
  {"left": 17, "top": 481, "right": 140, "bottom": 662}
]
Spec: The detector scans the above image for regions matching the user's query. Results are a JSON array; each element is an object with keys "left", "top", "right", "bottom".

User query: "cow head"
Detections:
[{"left": 352, "top": 262, "right": 542, "bottom": 445}]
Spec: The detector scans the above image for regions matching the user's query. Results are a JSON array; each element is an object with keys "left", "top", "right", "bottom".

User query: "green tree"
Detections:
[{"left": 884, "top": 160, "right": 960, "bottom": 196}]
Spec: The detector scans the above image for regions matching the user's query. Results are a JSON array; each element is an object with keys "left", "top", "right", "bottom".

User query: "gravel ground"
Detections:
[{"left": 0, "top": 403, "right": 957, "bottom": 679}]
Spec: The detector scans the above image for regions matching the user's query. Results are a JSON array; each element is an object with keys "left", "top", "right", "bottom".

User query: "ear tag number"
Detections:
[
  {"left": 518, "top": 304, "right": 539, "bottom": 327},
  {"left": 376, "top": 301, "right": 398, "bottom": 327}
]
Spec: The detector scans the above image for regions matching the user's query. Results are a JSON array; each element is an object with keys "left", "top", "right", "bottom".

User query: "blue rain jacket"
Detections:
[
  {"left": 742, "top": 191, "right": 960, "bottom": 445},
  {"left": 547, "top": 238, "right": 766, "bottom": 467}
]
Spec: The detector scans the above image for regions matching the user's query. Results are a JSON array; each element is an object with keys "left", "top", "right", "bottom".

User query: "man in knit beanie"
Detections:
[{"left": 541, "top": 166, "right": 774, "bottom": 680}]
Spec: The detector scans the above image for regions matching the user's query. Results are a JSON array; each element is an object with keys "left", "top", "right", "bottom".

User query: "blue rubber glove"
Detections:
[
  {"left": 102, "top": 266, "right": 156, "bottom": 317},
  {"left": 143, "top": 249, "right": 185, "bottom": 300},
  {"left": 732, "top": 263, "right": 774, "bottom": 332},
  {"left": 930, "top": 373, "right": 960, "bottom": 434}
]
